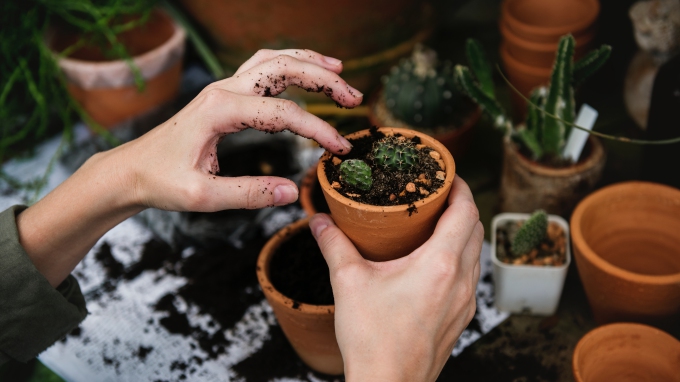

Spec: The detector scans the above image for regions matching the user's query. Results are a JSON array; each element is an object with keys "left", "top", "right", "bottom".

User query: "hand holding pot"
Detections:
[
  {"left": 310, "top": 176, "right": 483, "bottom": 381},
  {"left": 17, "top": 49, "right": 363, "bottom": 287}
]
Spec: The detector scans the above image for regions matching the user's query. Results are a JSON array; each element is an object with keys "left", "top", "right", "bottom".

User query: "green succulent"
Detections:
[
  {"left": 511, "top": 210, "right": 548, "bottom": 256},
  {"left": 371, "top": 135, "right": 419, "bottom": 172},
  {"left": 339, "top": 159, "right": 372, "bottom": 191}
]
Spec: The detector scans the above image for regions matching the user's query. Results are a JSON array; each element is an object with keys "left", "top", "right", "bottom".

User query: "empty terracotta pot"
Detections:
[
  {"left": 256, "top": 218, "right": 343, "bottom": 375},
  {"left": 500, "top": 21, "right": 595, "bottom": 68},
  {"left": 500, "top": 136, "right": 605, "bottom": 216},
  {"left": 50, "top": 9, "right": 185, "bottom": 128},
  {"left": 502, "top": 0, "right": 600, "bottom": 44},
  {"left": 318, "top": 127, "right": 455, "bottom": 262},
  {"left": 571, "top": 182, "right": 680, "bottom": 329},
  {"left": 573, "top": 323, "right": 680, "bottom": 382}
]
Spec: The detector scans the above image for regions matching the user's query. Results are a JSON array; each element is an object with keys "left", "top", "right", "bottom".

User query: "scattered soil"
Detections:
[
  {"left": 496, "top": 221, "right": 567, "bottom": 266},
  {"left": 323, "top": 127, "right": 445, "bottom": 206},
  {"left": 269, "top": 229, "right": 333, "bottom": 306}
]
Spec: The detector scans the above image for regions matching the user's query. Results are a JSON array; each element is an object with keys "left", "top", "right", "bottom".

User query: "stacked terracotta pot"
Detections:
[{"left": 499, "top": 0, "right": 600, "bottom": 113}]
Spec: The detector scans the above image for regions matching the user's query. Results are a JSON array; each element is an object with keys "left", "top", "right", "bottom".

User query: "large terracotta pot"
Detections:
[
  {"left": 180, "top": 0, "right": 434, "bottom": 95},
  {"left": 256, "top": 218, "right": 343, "bottom": 375},
  {"left": 368, "top": 91, "right": 481, "bottom": 160},
  {"left": 501, "top": 0, "right": 600, "bottom": 44},
  {"left": 570, "top": 181, "right": 680, "bottom": 329},
  {"left": 500, "top": 136, "right": 605, "bottom": 216},
  {"left": 50, "top": 9, "right": 185, "bottom": 128},
  {"left": 572, "top": 323, "right": 680, "bottom": 382},
  {"left": 318, "top": 127, "right": 455, "bottom": 262}
]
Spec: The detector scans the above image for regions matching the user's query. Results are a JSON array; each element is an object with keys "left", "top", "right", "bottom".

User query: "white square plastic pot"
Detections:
[{"left": 491, "top": 213, "right": 571, "bottom": 316}]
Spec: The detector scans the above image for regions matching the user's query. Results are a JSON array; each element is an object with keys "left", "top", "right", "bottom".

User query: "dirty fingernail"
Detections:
[
  {"left": 310, "top": 214, "right": 333, "bottom": 238},
  {"left": 338, "top": 135, "right": 353, "bottom": 151},
  {"left": 323, "top": 56, "right": 342, "bottom": 66},
  {"left": 347, "top": 84, "right": 363, "bottom": 98},
  {"left": 274, "top": 184, "right": 298, "bottom": 206}
]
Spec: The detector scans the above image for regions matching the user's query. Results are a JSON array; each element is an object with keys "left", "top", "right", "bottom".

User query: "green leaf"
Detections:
[
  {"left": 543, "top": 35, "right": 575, "bottom": 156},
  {"left": 465, "top": 39, "right": 495, "bottom": 98},
  {"left": 526, "top": 86, "right": 547, "bottom": 141},
  {"left": 454, "top": 65, "right": 510, "bottom": 133},
  {"left": 516, "top": 129, "right": 543, "bottom": 160},
  {"left": 573, "top": 45, "right": 611, "bottom": 87}
]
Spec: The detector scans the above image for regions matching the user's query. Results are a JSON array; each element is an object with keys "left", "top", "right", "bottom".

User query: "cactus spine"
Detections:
[
  {"left": 453, "top": 35, "right": 612, "bottom": 160},
  {"left": 371, "top": 136, "right": 419, "bottom": 172},
  {"left": 339, "top": 159, "right": 372, "bottom": 191},
  {"left": 511, "top": 210, "right": 548, "bottom": 256}
]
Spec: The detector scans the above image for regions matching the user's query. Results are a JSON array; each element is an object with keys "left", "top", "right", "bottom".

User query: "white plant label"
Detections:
[{"left": 562, "top": 104, "right": 598, "bottom": 162}]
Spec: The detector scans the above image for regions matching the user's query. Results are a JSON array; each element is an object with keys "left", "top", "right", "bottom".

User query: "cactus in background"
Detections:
[
  {"left": 453, "top": 36, "right": 612, "bottom": 160},
  {"left": 511, "top": 210, "right": 548, "bottom": 256},
  {"left": 381, "top": 44, "right": 464, "bottom": 128},
  {"left": 339, "top": 159, "right": 373, "bottom": 191},
  {"left": 371, "top": 136, "right": 419, "bottom": 172}
]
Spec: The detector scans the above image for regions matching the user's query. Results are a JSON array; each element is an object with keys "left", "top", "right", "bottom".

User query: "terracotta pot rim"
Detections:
[
  {"left": 500, "top": 44, "right": 552, "bottom": 76},
  {"left": 570, "top": 181, "right": 680, "bottom": 284},
  {"left": 505, "top": 136, "right": 605, "bottom": 177},
  {"left": 491, "top": 212, "right": 571, "bottom": 270},
  {"left": 256, "top": 217, "right": 335, "bottom": 314},
  {"left": 317, "top": 127, "right": 456, "bottom": 213},
  {"left": 367, "top": 90, "right": 482, "bottom": 137},
  {"left": 572, "top": 322, "right": 680, "bottom": 382},
  {"left": 299, "top": 162, "right": 320, "bottom": 217},
  {"left": 502, "top": 0, "right": 600, "bottom": 38},
  {"left": 500, "top": 20, "right": 595, "bottom": 52},
  {"left": 52, "top": 9, "right": 186, "bottom": 78}
]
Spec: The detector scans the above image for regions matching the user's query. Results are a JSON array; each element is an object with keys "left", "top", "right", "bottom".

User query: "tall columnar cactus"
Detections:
[
  {"left": 381, "top": 44, "right": 463, "bottom": 128},
  {"left": 371, "top": 136, "right": 419, "bottom": 171},
  {"left": 453, "top": 36, "right": 611, "bottom": 160},
  {"left": 511, "top": 210, "right": 548, "bottom": 256},
  {"left": 339, "top": 159, "right": 373, "bottom": 191}
]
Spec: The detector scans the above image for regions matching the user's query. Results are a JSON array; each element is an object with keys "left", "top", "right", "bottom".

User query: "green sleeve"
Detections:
[{"left": 0, "top": 205, "right": 88, "bottom": 364}]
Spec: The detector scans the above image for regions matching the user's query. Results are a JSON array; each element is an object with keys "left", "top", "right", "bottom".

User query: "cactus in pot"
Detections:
[
  {"left": 371, "top": 135, "right": 420, "bottom": 171},
  {"left": 511, "top": 209, "right": 548, "bottom": 256},
  {"left": 381, "top": 44, "right": 466, "bottom": 128},
  {"left": 454, "top": 36, "right": 612, "bottom": 161},
  {"left": 339, "top": 159, "right": 373, "bottom": 191}
]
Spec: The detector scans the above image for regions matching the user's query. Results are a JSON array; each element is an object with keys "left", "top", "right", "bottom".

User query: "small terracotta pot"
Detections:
[
  {"left": 318, "top": 127, "right": 455, "bottom": 262},
  {"left": 499, "top": 136, "right": 605, "bottom": 216},
  {"left": 502, "top": 0, "right": 600, "bottom": 44},
  {"left": 50, "top": 9, "right": 186, "bottom": 128},
  {"left": 570, "top": 182, "right": 680, "bottom": 329},
  {"left": 500, "top": 44, "right": 551, "bottom": 116},
  {"left": 256, "top": 218, "right": 343, "bottom": 375},
  {"left": 368, "top": 91, "right": 481, "bottom": 160},
  {"left": 500, "top": 21, "right": 595, "bottom": 68},
  {"left": 573, "top": 323, "right": 680, "bottom": 382}
]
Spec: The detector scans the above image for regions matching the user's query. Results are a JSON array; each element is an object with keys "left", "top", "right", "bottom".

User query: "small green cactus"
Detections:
[
  {"left": 339, "top": 159, "right": 372, "bottom": 191},
  {"left": 371, "top": 136, "right": 419, "bottom": 172},
  {"left": 453, "top": 36, "right": 612, "bottom": 160},
  {"left": 381, "top": 44, "right": 463, "bottom": 128},
  {"left": 511, "top": 210, "right": 548, "bottom": 256}
]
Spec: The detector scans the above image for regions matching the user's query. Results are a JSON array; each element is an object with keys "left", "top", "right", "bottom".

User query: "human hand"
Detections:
[
  {"left": 107, "top": 48, "right": 363, "bottom": 212},
  {"left": 309, "top": 176, "right": 483, "bottom": 381}
]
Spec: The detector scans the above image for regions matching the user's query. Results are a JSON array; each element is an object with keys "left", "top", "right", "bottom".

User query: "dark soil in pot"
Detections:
[
  {"left": 269, "top": 229, "right": 334, "bottom": 306},
  {"left": 323, "top": 127, "right": 445, "bottom": 206},
  {"left": 496, "top": 220, "right": 567, "bottom": 266}
]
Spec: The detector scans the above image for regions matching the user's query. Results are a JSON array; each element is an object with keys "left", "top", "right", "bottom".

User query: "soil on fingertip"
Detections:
[
  {"left": 269, "top": 229, "right": 333, "bottom": 306},
  {"left": 323, "top": 127, "right": 446, "bottom": 206}
]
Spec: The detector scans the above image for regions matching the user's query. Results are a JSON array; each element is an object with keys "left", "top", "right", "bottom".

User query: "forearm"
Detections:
[{"left": 16, "top": 146, "right": 143, "bottom": 287}]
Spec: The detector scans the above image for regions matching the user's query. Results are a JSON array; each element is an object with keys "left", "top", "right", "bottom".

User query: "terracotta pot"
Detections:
[
  {"left": 570, "top": 181, "right": 680, "bottom": 329},
  {"left": 181, "top": 0, "right": 434, "bottom": 95},
  {"left": 368, "top": 91, "right": 481, "bottom": 159},
  {"left": 299, "top": 161, "right": 330, "bottom": 217},
  {"left": 50, "top": 9, "right": 185, "bottom": 128},
  {"left": 256, "top": 218, "right": 343, "bottom": 375},
  {"left": 499, "top": 136, "right": 605, "bottom": 216},
  {"left": 499, "top": 44, "right": 551, "bottom": 116},
  {"left": 500, "top": 21, "right": 595, "bottom": 68},
  {"left": 318, "top": 127, "right": 455, "bottom": 262},
  {"left": 501, "top": 0, "right": 600, "bottom": 44},
  {"left": 573, "top": 323, "right": 680, "bottom": 382}
]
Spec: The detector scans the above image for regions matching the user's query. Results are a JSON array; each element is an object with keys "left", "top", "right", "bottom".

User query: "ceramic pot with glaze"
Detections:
[
  {"left": 49, "top": 9, "right": 186, "bottom": 128},
  {"left": 499, "top": 136, "right": 605, "bottom": 216},
  {"left": 256, "top": 218, "right": 343, "bottom": 375},
  {"left": 570, "top": 181, "right": 680, "bottom": 329},
  {"left": 573, "top": 323, "right": 680, "bottom": 382},
  {"left": 318, "top": 127, "right": 455, "bottom": 262}
]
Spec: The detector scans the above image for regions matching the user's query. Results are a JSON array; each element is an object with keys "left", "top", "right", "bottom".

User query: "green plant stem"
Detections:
[{"left": 498, "top": 67, "right": 680, "bottom": 145}]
